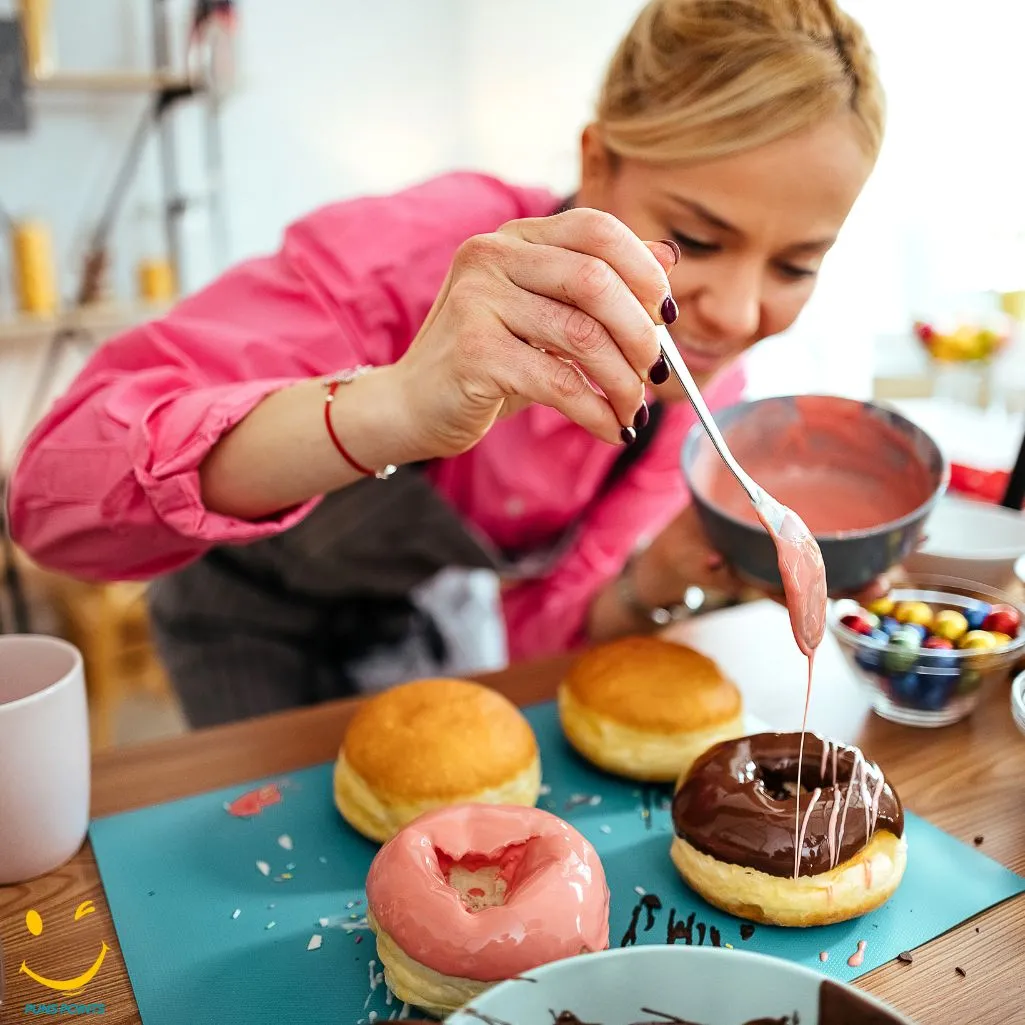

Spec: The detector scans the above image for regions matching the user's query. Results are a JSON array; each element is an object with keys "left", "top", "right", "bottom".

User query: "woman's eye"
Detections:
[
  {"left": 777, "top": 263, "right": 817, "bottom": 280},
  {"left": 671, "top": 231, "right": 720, "bottom": 255}
]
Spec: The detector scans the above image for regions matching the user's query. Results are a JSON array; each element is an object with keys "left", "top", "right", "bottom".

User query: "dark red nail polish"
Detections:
[
  {"left": 620, "top": 425, "right": 637, "bottom": 445},
  {"left": 661, "top": 295, "right": 679, "bottom": 325},
  {"left": 658, "top": 238, "right": 681, "bottom": 265},
  {"left": 649, "top": 354, "right": 670, "bottom": 385},
  {"left": 633, "top": 402, "right": 649, "bottom": 430}
]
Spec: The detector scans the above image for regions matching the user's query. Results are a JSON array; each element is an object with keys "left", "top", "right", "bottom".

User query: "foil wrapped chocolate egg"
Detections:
[
  {"left": 840, "top": 613, "right": 875, "bottom": 636},
  {"left": 894, "top": 600, "right": 933, "bottom": 628},
  {"left": 903, "top": 622, "right": 929, "bottom": 643},
  {"left": 958, "top": 630, "right": 999, "bottom": 651},
  {"left": 883, "top": 628, "right": 921, "bottom": 674},
  {"left": 963, "top": 604, "right": 992, "bottom": 632},
  {"left": 866, "top": 596, "right": 895, "bottom": 618},
  {"left": 956, "top": 668, "right": 983, "bottom": 695},
  {"left": 932, "top": 609, "right": 969, "bottom": 643},
  {"left": 879, "top": 616, "right": 902, "bottom": 637},
  {"left": 854, "top": 628, "right": 889, "bottom": 671},
  {"left": 982, "top": 604, "right": 1021, "bottom": 638}
]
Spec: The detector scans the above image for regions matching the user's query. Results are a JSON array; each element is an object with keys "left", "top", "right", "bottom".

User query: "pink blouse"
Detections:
[{"left": 7, "top": 172, "right": 744, "bottom": 661}]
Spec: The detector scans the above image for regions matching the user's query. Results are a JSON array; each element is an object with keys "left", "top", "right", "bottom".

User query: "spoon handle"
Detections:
[{"left": 656, "top": 327, "right": 761, "bottom": 503}]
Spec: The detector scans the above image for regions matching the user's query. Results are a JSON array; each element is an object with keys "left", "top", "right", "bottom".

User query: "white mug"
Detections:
[{"left": 0, "top": 634, "right": 90, "bottom": 884}]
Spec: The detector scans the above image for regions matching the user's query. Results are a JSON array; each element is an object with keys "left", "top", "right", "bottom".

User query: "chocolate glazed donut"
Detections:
[{"left": 672, "top": 733, "right": 904, "bottom": 878}]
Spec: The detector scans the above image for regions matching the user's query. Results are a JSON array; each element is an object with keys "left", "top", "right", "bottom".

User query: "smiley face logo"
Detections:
[{"left": 19, "top": 901, "right": 110, "bottom": 996}]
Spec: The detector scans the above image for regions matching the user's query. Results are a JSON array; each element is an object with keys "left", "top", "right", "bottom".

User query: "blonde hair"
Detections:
[{"left": 597, "top": 0, "right": 885, "bottom": 165}]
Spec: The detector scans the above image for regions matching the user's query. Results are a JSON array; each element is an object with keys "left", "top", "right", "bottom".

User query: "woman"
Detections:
[{"left": 8, "top": 0, "right": 884, "bottom": 727}]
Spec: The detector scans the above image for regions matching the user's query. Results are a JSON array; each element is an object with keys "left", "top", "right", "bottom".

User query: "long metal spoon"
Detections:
[
  {"left": 656, "top": 325, "right": 827, "bottom": 655},
  {"left": 655, "top": 326, "right": 788, "bottom": 534}
]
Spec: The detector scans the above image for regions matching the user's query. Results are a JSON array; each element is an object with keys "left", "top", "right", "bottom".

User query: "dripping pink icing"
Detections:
[
  {"left": 826, "top": 785, "right": 842, "bottom": 868},
  {"left": 365, "top": 803, "right": 610, "bottom": 981},
  {"left": 869, "top": 772, "right": 886, "bottom": 833},
  {"left": 848, "top": 940, "right": 868, "bottom": 967},
  {"left": 794, "top": 786, "right": 823, "bottom": 877}
]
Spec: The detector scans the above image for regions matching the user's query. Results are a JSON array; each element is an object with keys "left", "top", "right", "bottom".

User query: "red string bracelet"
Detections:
[{"left": 322, "top": 368, "right": 396, "bottom": 480}]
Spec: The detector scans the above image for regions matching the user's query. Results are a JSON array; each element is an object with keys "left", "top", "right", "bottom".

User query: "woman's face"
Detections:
[{"left": 577, "top": 114, "right": 874, "bottom": 394}]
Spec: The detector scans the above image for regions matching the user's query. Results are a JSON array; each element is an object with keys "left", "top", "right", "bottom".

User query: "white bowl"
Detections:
[
  {"left": 1016, "top": 553, "right": 1025, "bottom": 588},
  {"left": 904, "top": 496, "right": 1025, "bottom": 589},
  {"left": 1012, "top": 671, "right": 1025, "bottom": 739},
  {"left": 444, "top": 946, "right": 916, "bottom": 1025}
]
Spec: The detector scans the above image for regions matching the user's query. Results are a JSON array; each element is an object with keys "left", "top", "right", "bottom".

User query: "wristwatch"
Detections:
[{"left": 615, "top": 556, "right": 693, "bottom": 627}]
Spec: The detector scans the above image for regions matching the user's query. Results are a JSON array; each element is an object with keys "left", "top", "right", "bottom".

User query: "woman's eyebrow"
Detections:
[{"left": 665, "top": 192, "right": 836, "bottom": 253}]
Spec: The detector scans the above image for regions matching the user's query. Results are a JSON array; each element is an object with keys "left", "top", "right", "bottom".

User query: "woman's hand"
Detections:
[
  {"left": 629, "top": 503, "right": 743, "bottom": 610},
  {"left": 587, "top": 503, "right": 741, "bottom": 643},
  {"left": 391, "top": 208, "right": 680, "bottom": 460},
  {"left": 589, "top": 502, "right": 894, "bottom": 644}
]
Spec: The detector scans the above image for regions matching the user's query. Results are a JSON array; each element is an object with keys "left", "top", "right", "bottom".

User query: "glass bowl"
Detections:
[
  {"left": 1012, "top": 671, "right": 1025, "bottom": 739},
  {"left": 829, "top": 575, "right": 1025, "bottom": 728}
]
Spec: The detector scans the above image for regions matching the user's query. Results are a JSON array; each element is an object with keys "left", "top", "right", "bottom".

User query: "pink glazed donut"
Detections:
[{"left": 365, "top": 803, "right": 610, "bottom": 1018}]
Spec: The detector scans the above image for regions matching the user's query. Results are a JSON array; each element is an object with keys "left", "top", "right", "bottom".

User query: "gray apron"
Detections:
[{"left": 148, "top": 406, "right": 664, "bottom": 728}]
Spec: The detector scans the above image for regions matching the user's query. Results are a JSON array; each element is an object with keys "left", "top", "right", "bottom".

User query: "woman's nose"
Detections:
[{"left": 693, "top": 265, "right": 762, "bottom": 344}]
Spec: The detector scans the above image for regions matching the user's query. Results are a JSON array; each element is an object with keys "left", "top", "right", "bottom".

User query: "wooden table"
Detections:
[{"left": 2, "top": 601, "right": 1023, "bottom": 1024}]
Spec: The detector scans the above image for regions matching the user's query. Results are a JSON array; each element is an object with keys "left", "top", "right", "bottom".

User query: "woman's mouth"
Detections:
[{"left": 674, "top": 342, "right": 722, "bottom": 376}]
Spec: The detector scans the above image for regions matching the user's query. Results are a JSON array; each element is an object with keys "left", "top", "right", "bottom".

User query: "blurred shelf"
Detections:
[
  {"left": 28, "top": 70, "right": 197, "bottom": 94},
  {"left": 0, "top": 301, "right": 170, "bottom": 345}
]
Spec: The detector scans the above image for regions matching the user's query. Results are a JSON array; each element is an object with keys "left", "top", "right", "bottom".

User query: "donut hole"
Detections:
[
  {"left": 758, "top": 766, "right": 817, "bottom": 802},
  {"left": 436, "top": 842, "right": 531, "bottom": 914}
]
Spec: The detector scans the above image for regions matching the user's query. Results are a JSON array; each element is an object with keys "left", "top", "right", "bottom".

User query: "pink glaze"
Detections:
[
  {"left": 695, "top": 396, "right": 935, "bottom": 536},
  {"left": 759, "top": 506, "right": 827, "bottom": 659},
  {"left": 848, "top": 940, "right": 868, "bottom": 967},
  {"left": 365, "top": 804, "right": 610, "bottom": 982}
]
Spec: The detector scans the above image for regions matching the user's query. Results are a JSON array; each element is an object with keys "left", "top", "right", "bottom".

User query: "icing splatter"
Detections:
[{"left": 226, "top": 784, "right": 283, "bottom": 818}]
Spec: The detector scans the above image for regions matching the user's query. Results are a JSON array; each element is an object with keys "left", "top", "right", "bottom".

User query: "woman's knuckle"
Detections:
[
  {"left": 454, "top": 232, "right": 502, "bottom": 271},
  {"left": 572, "top": 257, "right": 616, "bottom": 303},
  {"left": 576, "top": 208, "right": 624, "bottom": 250},
  {"left": 562, "top": 306, "right": 606, "bottom": 354},
  {"left": 551, "top": 360, "right": 587, "bottom": 401}
]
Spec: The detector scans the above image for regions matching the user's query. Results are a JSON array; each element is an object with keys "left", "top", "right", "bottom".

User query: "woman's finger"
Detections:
[
  {"left": 481, "top": 235, "right": 659, "bottom": 385},
  {"left": 503, "top": 207, "right": 678, "bottom": 330},
  {"left": 490, "top": 325, "right": 625, "bottom": 446},
  {"left": 489, "top": 280, "right": 645, "bottom": 431}
]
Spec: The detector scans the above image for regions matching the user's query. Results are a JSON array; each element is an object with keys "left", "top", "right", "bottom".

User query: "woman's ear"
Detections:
[{"left": 578, "top": 123, "right": 616, "bottom": 206}]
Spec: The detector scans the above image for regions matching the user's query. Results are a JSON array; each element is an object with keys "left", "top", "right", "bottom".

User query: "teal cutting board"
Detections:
[{"left": 87, "top": 700, "right": 1025, "bottom": 1024}]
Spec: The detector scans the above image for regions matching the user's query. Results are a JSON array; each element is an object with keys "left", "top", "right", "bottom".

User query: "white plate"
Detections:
[
  {"left": 1012, "top": 671, "right": 1025, "bottom": 739},
  {"left": 445, "top": 945, "right": 916, "bottom": 1025},
  {"left": 904, "top": 496, "right": 1025, "bottom": 589}
]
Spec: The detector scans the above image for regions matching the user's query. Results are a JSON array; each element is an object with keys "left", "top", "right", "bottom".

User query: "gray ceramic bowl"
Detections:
[{"left": 681, "top": 395, "right": 948, "bottom": 595}]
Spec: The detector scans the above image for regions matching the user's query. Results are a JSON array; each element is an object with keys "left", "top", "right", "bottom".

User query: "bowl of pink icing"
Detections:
[{"left": 682, "top": 395, "right": 948, "bottom": 596}]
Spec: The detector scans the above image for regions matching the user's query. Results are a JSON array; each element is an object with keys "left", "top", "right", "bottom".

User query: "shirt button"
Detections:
[{"left": 505, "top": 497, "right": 525, "bottom": 516}]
